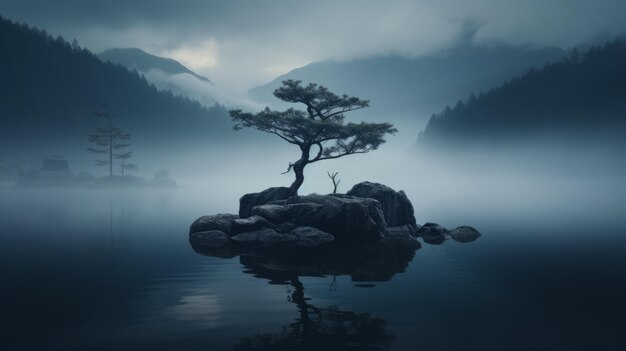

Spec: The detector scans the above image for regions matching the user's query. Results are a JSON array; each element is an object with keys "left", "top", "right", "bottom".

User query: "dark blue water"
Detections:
[{"left": 1, "top": 187, "right": 626, "bottom": 350}]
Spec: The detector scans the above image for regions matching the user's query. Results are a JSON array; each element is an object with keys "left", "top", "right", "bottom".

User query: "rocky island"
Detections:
[{"left": 189, "top": 182, "right": 481, "bottom": 250}]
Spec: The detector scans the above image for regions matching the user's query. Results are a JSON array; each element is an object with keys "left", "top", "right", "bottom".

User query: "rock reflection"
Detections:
[
  {"left": 191, "top": 240, "right": 420, "bottom": 282},
  {"left": 191, "top": 241, "right": 418, "bottom": 350},
  {"left": 190, "top": 233, "right": 479, "bottom": 350}
]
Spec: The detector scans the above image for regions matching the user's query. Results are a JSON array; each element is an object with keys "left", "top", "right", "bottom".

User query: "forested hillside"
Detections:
[
  {"left": 420, "top": 41, "right": 626, "bottom": 146},
  {"left": 0, "top": 15, "right": 230, "bottom": 163}
]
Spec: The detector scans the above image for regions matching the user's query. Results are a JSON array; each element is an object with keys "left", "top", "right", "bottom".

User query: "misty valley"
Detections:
[{"left": 1, "top": 3, "right": 626, "bottom": 351}]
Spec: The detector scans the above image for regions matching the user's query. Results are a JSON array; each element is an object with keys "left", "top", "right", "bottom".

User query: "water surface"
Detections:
[{"left": 1, "top": 185, "right": 625, "bottom": 350}]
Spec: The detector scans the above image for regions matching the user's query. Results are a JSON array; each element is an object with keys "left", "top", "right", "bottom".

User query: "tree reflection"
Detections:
[
  {"left": 232, "top": 274, "right": 395, "bottom": 351},
  {"left": 191, "top": 241, "right": 420, "bottom": 350},
  {"left": 190, "top": 235, "right": 478, "bottom": 350}
]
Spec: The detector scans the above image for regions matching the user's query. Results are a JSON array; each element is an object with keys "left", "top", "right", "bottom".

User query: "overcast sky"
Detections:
[{"left": 2, "top": 0, "right": 626, "bottom": 91}]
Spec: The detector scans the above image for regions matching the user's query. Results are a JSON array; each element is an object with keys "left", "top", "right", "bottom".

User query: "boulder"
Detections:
[
  {"left": 189, "top": 213, "right": 239, "bottom": 234},
  {"left": 239, "top": 187, "right": 292, "bottom": 218},
  {"left": 262, "top": 194, "right": 387, "bottom": 239},
  {"left": 449, "top": 226, "right": 481, "bottom": 243},
  {"left": 384, "top": 226, "right": 421, "bottom": 249},
  {"left": 189, "top": 230, "right": 229, "bottom": 247},
  {"left": 290, "top": 226, "right": 335, "bottom": 247},
  {"left": 385, "top": 225, "right": 415, "bottom": 240},
  {"left": 231, "top": 228, "right": 295, "bottom": 244},
  {"left": 231, "top": 215, "right": 275, "bottom": 235},
  {"left": 417, "top": 222, "right": 448, "bottom": 245},
  {"left": 416, "top": 222, "right": 448, "bottom": 235},
  {"left": 251, "top": 203, "right": 324, "bottom": 224},
  {"left": 347, "top": 182, "right": 417, "bottom": 229}
]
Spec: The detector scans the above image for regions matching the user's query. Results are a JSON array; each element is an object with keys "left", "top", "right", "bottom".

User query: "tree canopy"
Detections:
[{"left": 230, "top": 80, "right": 396, "bottom": 194}]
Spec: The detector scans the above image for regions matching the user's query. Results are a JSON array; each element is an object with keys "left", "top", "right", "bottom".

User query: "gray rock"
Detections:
[
  {"left": 290, "top": 226, "right": 335, "bottom": 247},
  {"left": 384, "top": 225, "right": 421, "bottom": 248},
  {"left": 385, "top": 225, "right": 415, "bottom": 240},
  {"left": 239, "top": 187, "right": 292, "bottom": 218},
  {"left": 416, "top": 222, "right": 449, "bottom": 235},
  {"left": 417, "top": 222, "right": 448, "bottom": 245},
  {"left": 267, "top": 194, "right": 387, "bottom": 239},
  {"left": 252, "top": 203, "right": 324, "bottom": 224},
  {"left": 347, "top": 181, "right": 417, "bottom": 228},
  {"left": 231, "top": 228, "right": 296, "bottom": 243},
  {"left": 449, "top": 226, "right": 481, "bottom": 243},
  {"left": 231, "top": 215, "right": 275, "bottom": 235},
  {"left": 189, "top": 230, "right": 229, "bottom": 247},
  {"left": 273, "top": 221, "right": 298, "bottom": 233},
  {"left": 189, "top": 213, "right": 239, "bottom": 234}
]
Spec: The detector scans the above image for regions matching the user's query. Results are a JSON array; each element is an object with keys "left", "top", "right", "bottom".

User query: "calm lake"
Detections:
[{"left": 2, "top": 181, "right": 626, "bottom": 350}]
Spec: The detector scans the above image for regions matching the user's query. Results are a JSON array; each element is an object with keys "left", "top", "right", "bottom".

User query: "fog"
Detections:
[{"left": 7, "top": 128, "right": 624, "bottom": 233}]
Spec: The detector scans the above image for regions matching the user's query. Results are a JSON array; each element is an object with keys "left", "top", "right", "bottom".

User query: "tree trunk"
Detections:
[
  {"left": 121, "top": 146, "right": 125, "bottom": 176},
  {"left": 108, "top": 118, "right": 113, "bottom": 177},
  {"left": 289, "top": 144, "right": 310, "bottom": 196}
]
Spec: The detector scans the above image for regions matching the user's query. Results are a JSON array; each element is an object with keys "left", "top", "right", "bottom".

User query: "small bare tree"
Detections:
[{"left": 327, "top": 171, "right": 340, "bottom": 194}]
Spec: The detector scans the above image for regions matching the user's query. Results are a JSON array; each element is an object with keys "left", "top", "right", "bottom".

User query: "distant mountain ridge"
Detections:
[
  {"left": 249, "top": 42, "right": 566, "bottom": 129},
  {"left": 99, "top": 47, "right": 212, "bottom": 84}
]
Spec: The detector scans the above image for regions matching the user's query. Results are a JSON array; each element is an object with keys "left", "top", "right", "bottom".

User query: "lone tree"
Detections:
[
  {"left": 87, "top": 105, "right": 137, "bottom": 176},
  {"left": 230, "top": 80, "right": 396, "bottom": 195}
]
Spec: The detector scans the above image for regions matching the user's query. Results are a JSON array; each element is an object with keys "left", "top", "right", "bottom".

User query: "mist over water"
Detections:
[{"left": 2, "top": 163, "right": 626, "bottom": 350}]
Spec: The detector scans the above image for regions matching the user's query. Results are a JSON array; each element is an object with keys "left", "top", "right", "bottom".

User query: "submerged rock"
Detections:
[
  {"left": 347, "top": 182, "right": 417, "bottom": 229},
  {"left": 239, "top": 187, "right": 292, "bottom": 218},
  {"left": 189, "top": 213, "right": 238, "bottom": 234},
  {"left": 189, "top": 230, "right": 229, "bottom": 247},
  {"left": 449, "top": 226, "right": 481, "bottom": 243}
]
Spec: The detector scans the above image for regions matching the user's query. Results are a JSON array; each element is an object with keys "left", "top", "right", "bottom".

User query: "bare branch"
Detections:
[{"left": 281, "top": 162, "right": 294, "bottom": 174}]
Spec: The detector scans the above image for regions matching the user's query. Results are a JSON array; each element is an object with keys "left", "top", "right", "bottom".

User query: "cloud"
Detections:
[
  {"left": 2, "top": 0, "right": 626, "bottom": 91},
  {"left": 163, "top": 39, "right": 219, "bottom": 71}
]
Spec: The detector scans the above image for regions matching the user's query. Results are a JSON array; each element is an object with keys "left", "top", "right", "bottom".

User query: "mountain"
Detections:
[
  {"left": 99, "top": 47, "right": 219, "bottom": 106},
  {"left": 249, "top": 42, "right": 566, "bottom": 130},
  {"left": 419, "top": 42, "right": 626, "bottom": 145},
  {"left": 416, "top": 42, "right": 626, "bottom": 173},
  {"left": 99, "top": 47, "right": 212, "bottom": 84},
  {"left": 0, "top": 15, "right": 232, "bottom": 167}
]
